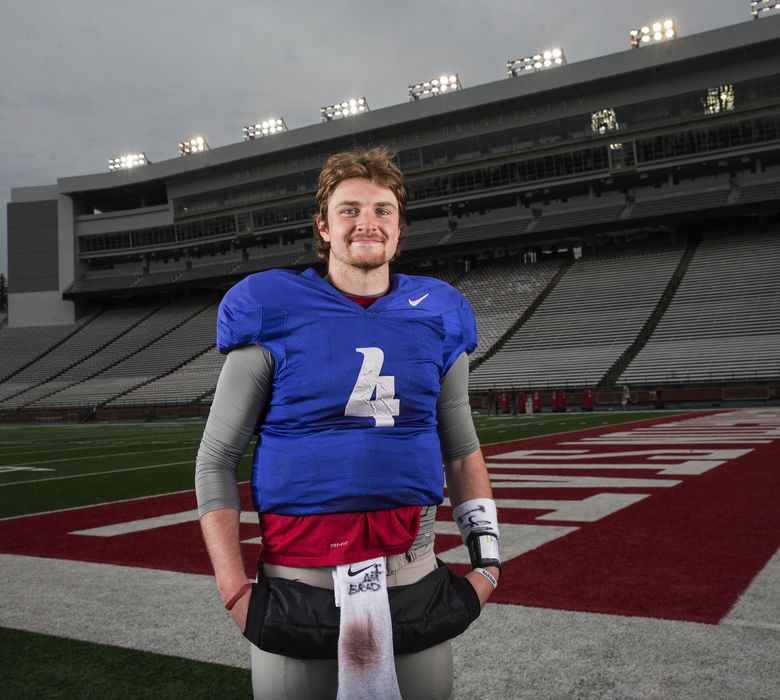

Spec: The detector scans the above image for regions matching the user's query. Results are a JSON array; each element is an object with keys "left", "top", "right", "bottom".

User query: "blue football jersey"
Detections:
[{"left": 217, "top": 268, "right": 477, "bottom": 515}]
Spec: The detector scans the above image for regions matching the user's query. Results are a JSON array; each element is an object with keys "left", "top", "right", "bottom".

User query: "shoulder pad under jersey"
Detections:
[
  {"left": 216, "top": 269, "right": 299, "bottom": 354},
  {"left": 395, "top": 274, "right": 477, "bottom": 372}
]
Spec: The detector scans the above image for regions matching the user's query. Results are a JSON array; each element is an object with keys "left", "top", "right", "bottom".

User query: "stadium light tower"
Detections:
[
  {"left": 507, "top": 48, "right": 565, "bottom": 76},
  {"left": 751, "top": 1, "right": 778, "bottom": 18},
  {"left": 178, "top": 136, "right": 209, "bottom": 156},
  {"left": 408, "top": 74, "right": 461, "bottom": 101},
  {"left": 320, "top": 97, "right": 369, "bottom": 122},
  {"left": 243, "top": 118, "right": 287, "bottom": 140},
  {"left": 108, "top": 153, "right": 150, "bottom": 171},
  {"left": 629, "top": 19, "right": 676, "bottom": 48}
]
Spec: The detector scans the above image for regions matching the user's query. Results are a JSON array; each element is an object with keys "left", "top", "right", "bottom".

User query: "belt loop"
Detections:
[{"left": 386, "top": 552, "right": 401, "bottom": 577}]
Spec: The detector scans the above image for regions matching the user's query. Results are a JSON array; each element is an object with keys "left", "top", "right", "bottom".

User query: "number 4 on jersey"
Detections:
[{"left": 345, "top": 347, "right": 400, "bottom": 427}]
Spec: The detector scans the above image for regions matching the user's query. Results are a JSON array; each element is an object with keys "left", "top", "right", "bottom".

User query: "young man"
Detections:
[{"left": 196, "top": 147, "right": 500, "bottom": 699}]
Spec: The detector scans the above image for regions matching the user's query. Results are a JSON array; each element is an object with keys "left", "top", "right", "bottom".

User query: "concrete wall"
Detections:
[
  {"left": 6, "top": 187, "right": 76, "bottom": 326},
  {"left": 75, "top": 204, "right": 172, "bottom": 236},
  {"left": 7, "top": 290, "right": 77, "bottom": 327},
  {"left": 7, "top": 200, "right": 59, "bottom": 293}
]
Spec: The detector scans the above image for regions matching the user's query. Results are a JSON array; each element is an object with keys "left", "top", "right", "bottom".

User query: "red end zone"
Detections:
[{"left": 1, "top": 410, "right": 778, "bottom": 624}]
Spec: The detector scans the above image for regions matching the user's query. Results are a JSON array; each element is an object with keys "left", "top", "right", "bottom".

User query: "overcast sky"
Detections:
[{"left": 0, "top": 1, "right": 756, "bottom": 280}]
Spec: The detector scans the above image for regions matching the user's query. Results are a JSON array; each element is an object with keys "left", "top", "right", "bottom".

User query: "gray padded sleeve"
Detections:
[
  {"left": 436, "top": 352, "right": 480, "bottom": 461},
  {"left": 195, "top": 345, "right": 273, "bottom": 516}
]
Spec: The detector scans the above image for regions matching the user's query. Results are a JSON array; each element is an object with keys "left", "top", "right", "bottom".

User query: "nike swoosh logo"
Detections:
[
  {"left": 408, "top": 293, "right": 429, "bottom": 307},
  {"left": 347, "top": 563, "right": 376, "bottom": 577}
]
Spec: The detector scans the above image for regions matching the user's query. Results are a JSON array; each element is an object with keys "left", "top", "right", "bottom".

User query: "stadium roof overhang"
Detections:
[{"left": 56, "top": 15, "right": 780, "bottom": 196}]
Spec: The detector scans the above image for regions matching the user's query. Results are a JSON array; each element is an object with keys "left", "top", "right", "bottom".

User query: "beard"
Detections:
[
  {"left": 348, "top": 258, "right": 386, "bottom": 271},
  {"left": 345, "top": 236, "right": 390, "bottom": 270},
  {"left": 347, "top": 251, "right": 388, "bottom": 270}
]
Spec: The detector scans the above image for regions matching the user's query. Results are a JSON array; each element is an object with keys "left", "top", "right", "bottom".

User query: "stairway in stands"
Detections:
[{"left": 598, "top": 234, "right": 700, "bottom": 388}]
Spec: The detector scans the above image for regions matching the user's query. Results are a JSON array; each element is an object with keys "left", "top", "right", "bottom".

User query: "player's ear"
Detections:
[{"left": 316, "top": 216, "right": 330, "bottom": 241}]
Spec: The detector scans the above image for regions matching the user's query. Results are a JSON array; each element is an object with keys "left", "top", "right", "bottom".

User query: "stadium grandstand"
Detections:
[{"left": 3, "top": 15, "right": 779, "bottom": 421}]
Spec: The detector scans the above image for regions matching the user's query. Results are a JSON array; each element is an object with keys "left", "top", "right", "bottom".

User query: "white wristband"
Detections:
[
  {"left": 452, "top": 498, "right": 499, "bottom": 544},
  {"left": 474, "top": 567, "right": 498, "bottom": 589}
]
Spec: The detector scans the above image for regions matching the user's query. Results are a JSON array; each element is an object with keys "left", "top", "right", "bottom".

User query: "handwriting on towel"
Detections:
[{"left": 348, "top": 563, "right": 383, "bottom": 594}]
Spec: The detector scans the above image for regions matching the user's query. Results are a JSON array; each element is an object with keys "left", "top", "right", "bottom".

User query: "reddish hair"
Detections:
[{"left": 313, "top": 147, "right": 407, "bottom": 260}]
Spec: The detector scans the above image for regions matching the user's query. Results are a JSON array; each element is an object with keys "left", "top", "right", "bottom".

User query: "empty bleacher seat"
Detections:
[
  {"left": 630, "top": 186, "right": 730, "bottom": 218},
  {"left": 470, "top": 242, "right": 685, "bottom": 390},
  {"left": 456, "top": 258, "right": 563, "bottom": 363},
  {"left": 620, "top": 230, "right": 780, "bottom": 385},
  {"left": 15, "top": 297, "right": 217, "bottom": 409},
  {"left": 0, "top": 306, "right": 155, "bottom": 408}
]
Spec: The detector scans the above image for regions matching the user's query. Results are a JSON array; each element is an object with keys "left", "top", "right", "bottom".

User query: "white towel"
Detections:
[{"left": 332, "top": 557, "right": 401, "bottom": 700}]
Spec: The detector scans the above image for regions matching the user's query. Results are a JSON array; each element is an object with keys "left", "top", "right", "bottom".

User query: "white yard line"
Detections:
[
  {"left": 476, "top": 410, "right": 716, "bottom": 446},
  {"left": 1, "top": 440, "right": 199, "bottom": 459},
  {"left": 0, "top": 461, "right": 194, "bottom": 487},
  {"left": 1, "top": 446, "right": 196, "bottom": 468}
]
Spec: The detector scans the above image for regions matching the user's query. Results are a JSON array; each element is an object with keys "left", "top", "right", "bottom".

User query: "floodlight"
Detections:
[
  {"left": 751, "top": 1, "right": 778, "bottom": 18},
  {"left": 243, "top": 118, "right": 287, "bottom": 140},
  {"left": 320, "top": 97, "right": 369, "bottom": 121},
  {"left": 507, "top": 48, "right": 565, "bottom": 76},
  {"left": 629, "top": 18, "right": 676, "bottom": 47},
  {"left": 591, "top": 108, "right": 619, "bottom": 134},
  {"left": 408, "top": 74, "right": 462, "bottom": 100},
  {"left": 702, "top": 84, "right": 735, "bottom": 114},
  {"left": 108, "top": 153, "right": 150, "bottom": 171},
  {"left": 178, "top": 136, "right": 209, "bottom": 156}
]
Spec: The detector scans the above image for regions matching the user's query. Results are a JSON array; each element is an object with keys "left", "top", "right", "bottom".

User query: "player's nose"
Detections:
[{"left": 355, "top": 209, "right": 380, "bottom": 230}]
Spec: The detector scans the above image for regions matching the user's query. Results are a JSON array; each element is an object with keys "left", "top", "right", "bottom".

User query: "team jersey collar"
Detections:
[{"left": 302, "top": 267, "right": 400, "bottom": 313}]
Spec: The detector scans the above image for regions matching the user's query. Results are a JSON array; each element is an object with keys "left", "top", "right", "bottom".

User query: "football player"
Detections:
[{"left": 196, "top": 147, "right": 500, "bottom": 699}]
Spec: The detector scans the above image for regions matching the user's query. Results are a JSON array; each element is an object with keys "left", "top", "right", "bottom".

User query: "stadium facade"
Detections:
[{"left": 3, "top": 16, "right": 780, "bottom": 416}]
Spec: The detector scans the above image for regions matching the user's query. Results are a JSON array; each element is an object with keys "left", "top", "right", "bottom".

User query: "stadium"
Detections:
[
  {"left": 2, "top": 9, "right": 780, "bottom": 700},
  {"left": 3, "top": 14, "right": 779, "bottom": 422}
]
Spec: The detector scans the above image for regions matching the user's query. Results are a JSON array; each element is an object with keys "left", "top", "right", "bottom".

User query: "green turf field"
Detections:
[
  {"left": 0, "top": 627, "right": 252, "bottom": 700},
  {"left": 0, "top": 421, "right": 249, "bottom": 518},
  {"left": 0, "top": 410, "right": 689, "bottom": 520}
]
